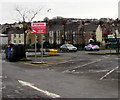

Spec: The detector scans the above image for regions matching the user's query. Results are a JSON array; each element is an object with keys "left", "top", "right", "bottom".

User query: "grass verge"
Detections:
[
  {"left": 88, "top": 52, "right": 120, "bottom": 55},
  {"left": 19, "top": 58, "right": 32, "bottom": 61}
]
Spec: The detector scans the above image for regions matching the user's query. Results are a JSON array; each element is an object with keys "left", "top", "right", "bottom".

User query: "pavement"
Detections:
[
  {"left": 23, "top": 49, "right": 119, "bottom": 66},
  {"left": 22, "top": 51, "right": 70, "bottom": 66}
]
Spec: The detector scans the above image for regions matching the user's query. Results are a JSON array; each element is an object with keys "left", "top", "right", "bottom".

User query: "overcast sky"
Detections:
[{"left": 0, "top": 0, "right": 120, "bottom": 24}]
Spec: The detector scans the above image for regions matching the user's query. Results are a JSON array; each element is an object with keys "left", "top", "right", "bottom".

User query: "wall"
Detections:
[
  {"left": 118, "top": 1, "right": 120, "bottom": 20},
  {"left": 0, "top": 37, "right": 8, "bottom": 45},
  {"left": 96, "top": 25, "right": 102, "bottom": 43}
]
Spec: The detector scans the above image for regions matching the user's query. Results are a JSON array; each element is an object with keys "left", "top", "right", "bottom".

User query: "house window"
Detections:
[
  {"left": 73, "top": 32, "right": 75, "bottom": 37},
  {"left": 14, "top": 34, "right": 16, "bottom": 38},
  {"left": 49, "top": 31, "right": 53, "bottom": 37},
  {"left": 57, "top": 31, "right": 60, "bottom": 37},
  {"left": 91, "top": 33, "right": 94, "bottom": 36},
  {"left": 82, "top": 32, "right": 86, "bottom": 37},
  {"left": 19, "top": 40, "right": 21, "bottom": 43},
  {"left": 56, "top": 31, "right": 58, "bottom": 37},
  {"left": 14, "top": 40, "right": 16, "bottom": 43},
  {"left": 49, "top": 39, "right": 54, "bottom": 44},
  {"left": 19, "top": 34, "right": 21, "bottom": 38},
  {"left": 57, "top": 38, "right": 61, "bottom": 44}
]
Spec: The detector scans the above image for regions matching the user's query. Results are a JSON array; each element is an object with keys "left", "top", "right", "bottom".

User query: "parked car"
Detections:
[
  {"left": 60, "top": 44, "right": 77, "bottom": 52},
  {"left": 84, "top": 44, "right": 100, "bottom": 51}
]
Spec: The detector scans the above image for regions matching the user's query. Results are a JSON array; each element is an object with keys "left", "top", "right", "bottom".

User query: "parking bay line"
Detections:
[
  {"left": 62, "top": 59, "right": 102, "bottom": 73},
  {"left": 18, "top": 80, "right": 61, "bottom": 98},
  {"left": 99, "top": 66, "right": 119, "bottom": 80}
]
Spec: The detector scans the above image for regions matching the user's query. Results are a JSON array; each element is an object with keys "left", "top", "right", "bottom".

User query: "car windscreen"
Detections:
[{"left": 65, "top": 44, "right": 73, "bottom": 47}]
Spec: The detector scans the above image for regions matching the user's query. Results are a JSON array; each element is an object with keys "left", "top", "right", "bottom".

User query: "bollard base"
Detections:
[{"left": 31, "top": 62, "right": 47, "bottom": 64}]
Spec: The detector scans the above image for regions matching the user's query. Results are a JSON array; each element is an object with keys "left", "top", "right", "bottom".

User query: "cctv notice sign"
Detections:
[
  {"left": 31, "top": 22, "right": 46, "bottom": 34},
  {"left": 31, "top": 22, "right": 46, "bottom": 63}
]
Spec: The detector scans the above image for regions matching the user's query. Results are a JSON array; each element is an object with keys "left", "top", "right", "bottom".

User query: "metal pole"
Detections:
[
  {"left": 41, "top": 34, "right": 43, "bottom": 63},
  {"left": 35, "top": 34, "right": 37, "bottom": 61},
  {"left": 64, "top": 24, "right": 65, "bottom": 44},
  {"left": 23, "top": 22, "right": 26, "bottom": 58}
]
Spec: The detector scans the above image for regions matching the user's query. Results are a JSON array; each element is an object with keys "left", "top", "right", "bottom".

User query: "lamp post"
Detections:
[
  {"left": 61, "top": 25, "right": 66, "bottom": 44},
  {"left": 115, "top": 30, "right": 119, "bottom": 53}
]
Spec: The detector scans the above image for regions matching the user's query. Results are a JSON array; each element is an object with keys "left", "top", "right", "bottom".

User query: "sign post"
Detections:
[
  {"left": 31, "top": 22, "right": 46, "bottom": 64},
  {"left": 34, "top": 34, "right": 37, "bottom": 61},
  {"left": 41, "top": 34, "right": 43, "bottom": 62}
]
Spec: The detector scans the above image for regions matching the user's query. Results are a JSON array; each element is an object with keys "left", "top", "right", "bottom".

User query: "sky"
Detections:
[{"left": 0, "top": 0, "right": 120, "bottom": 24}]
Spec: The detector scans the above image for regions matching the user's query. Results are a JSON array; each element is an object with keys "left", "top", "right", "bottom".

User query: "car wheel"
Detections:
[
  {"left": 66, "top": 49, "right": 69, "bottom": 52},
  {"left": 90, "top": 48, "right": 93, "bottom": 51},
  {"left": 60, "top": 48, "right": 62, "bottom": 51}
]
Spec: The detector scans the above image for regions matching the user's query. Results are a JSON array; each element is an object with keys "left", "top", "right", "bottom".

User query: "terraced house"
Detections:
[
  {"left": 46, "top": 20, "right": 103, "bottom": 48},
  {"left": 1, "top": 18, "right": 119, "bottom": 49}
]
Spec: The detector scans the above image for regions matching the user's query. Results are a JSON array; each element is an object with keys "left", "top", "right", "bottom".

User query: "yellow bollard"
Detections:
[
  {"left": 49, "top": 49, "right": 58, "bottom": 56},
  {"left": 53, "top": 50, "right": 58, "bottom": 55}
]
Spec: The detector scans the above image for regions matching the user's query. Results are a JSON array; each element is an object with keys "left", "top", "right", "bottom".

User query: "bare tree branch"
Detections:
[
  {"left": 29, "top": 8, "right": 42, "bottom": 22},
  {"left": 15, "top": 7, "right": 25, "bottom": 21},
  {"left": 15, "top": 7, "right": 42, "bottom": 22}
]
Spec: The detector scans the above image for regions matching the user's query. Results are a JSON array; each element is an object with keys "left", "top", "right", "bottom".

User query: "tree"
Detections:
[
  {"left": 113, "top": 19, "right": 120, "bottom": 53},
  {"left": 15, "top": 7, "right": 42, "bottom": 22},
  {"left": 15, "top": 7, "right": 42, "bottom": 58},
  {"left": 43, "top": 17, "right": 49, "bottom": 22},
  {"left": 51, "top": 16, "right": 64, "bottom": 25}
]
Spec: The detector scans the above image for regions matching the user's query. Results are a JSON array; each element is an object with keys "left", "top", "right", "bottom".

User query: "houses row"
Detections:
[
  {"left": 46, "top": 22, "right": 102, "bottom": 46},
  {"left": 0, "top": 18, "right": 120, "bottom": 48}
]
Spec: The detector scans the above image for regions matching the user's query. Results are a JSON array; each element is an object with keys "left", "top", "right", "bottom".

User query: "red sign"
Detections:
[{"left": 31, "top": 22, "right": 46, "bottom": 34}]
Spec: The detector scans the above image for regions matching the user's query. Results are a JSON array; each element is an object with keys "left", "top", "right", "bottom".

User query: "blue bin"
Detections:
[
  {"left": 7, "top": 45, "right": 11, "bottom": 58},
  {"left": 5, "top": 44, "right": 25, "bottom": 62}
]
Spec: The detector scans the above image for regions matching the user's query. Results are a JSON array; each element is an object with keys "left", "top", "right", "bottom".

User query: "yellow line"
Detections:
[
  {"left": 20, "top": 62, "right": 38, "bottom": 66},
  {"left": 20, "top": 62, "right": 49, "bottom": 67},
  {"left": 41, "top": 64, "right": 49, "bottom": 66},
  {"left": 20, "top": 59, "right": 73, "bottom": 67}
]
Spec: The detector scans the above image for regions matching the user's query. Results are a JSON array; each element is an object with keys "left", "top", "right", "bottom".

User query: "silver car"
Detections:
[
  {"left": 60, "top": 44, "right": 77, "bottom": 52},
  {"left": 84, "top": 44, "right": 100, "bottom": 51}
]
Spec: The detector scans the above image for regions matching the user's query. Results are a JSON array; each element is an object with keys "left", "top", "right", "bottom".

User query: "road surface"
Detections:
[{"left": 1, "top": 50, "right": 119, "bottom": 99}]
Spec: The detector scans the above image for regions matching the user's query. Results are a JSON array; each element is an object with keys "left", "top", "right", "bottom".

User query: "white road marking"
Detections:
[
  {"left": 62, "top": 59, "right": 102, "bottom": 73},
  {"left": 99, "top": 66, "right": 119, "bottom": 80},
  {"left": 18, "top": 80, "right": 61, "bottom": 98},
  {"left": 102, "top": 56, "right": 120, "bottom": 60},
  {"left": 58, "top": 59, "right": 73, "bottom": 64}
]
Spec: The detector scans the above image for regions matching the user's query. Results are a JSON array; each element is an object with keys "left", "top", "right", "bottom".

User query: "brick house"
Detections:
[
  {"left": 45, "top": 25, "right": 64, "bottom": 47},
  {"left": 3, "top": 27, "right": 24, "bottom": 44},
  {"left": 64, "top": 21, "right": 83, "bottom": 44},
  {"left": 46, "top": 21, "right": 102, "bottom": 48},
  {"left": 79, "top": 23, "right": 103, "bottom": 45}
]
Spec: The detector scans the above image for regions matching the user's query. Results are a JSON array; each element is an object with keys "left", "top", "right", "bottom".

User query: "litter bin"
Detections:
[
  {"left": 5, "top": 44, "right": 25, "bottom": 62},
  {"left": 5, "top": 45, "right": 11, "bottom": 59}
]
